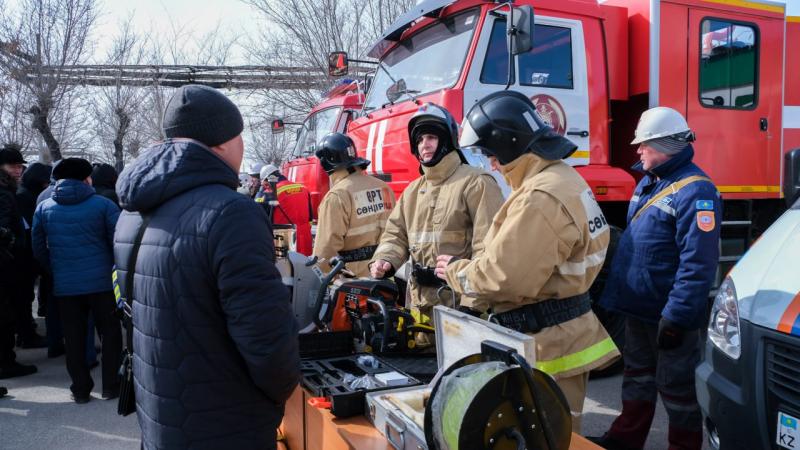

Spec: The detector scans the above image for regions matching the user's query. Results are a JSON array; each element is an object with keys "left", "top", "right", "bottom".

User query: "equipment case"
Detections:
[{"left": 365, "top": 306, "right": 537, "bottom": 449}]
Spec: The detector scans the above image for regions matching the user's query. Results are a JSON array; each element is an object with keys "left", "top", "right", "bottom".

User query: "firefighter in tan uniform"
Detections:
[
  {"left": 312, "top": 133, "right": 395, "bottom": 277},
  {"left": 370, "top": 104, "right": 504, "bottom": 333},
  {"left": 435, "top": 91, "right": 620, "bottom": 431}
]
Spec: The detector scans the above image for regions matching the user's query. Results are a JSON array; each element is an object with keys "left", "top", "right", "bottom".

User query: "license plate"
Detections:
[{"left": 778, "top": 412, "right": 800, "bottom": 449}]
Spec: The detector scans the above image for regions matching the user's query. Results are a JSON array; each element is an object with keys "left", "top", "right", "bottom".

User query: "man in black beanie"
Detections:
[
  {"left": 32, "top": 157, "right": 122, "bottom": 403},
  {"left": 113, "top": 85, "right": 300, "bottom": 449}
]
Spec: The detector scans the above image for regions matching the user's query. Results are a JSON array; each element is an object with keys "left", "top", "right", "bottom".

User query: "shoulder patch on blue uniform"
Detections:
[{"left": 696, "top": 200, "right": 714, "bottom": 210}]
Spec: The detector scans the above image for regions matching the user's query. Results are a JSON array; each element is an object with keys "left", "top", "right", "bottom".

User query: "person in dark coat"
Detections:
[
  {"left": 114, "top": 84, "right": 300, "bottom": 449},
  {"left": 0, "top": 145, "right": 38, "bottom": 380},
  {"left": 90, "top": 163, "right": 119, "bottom": 205},
  {"left": 15, "top": 162, "right": 52, "bottom": 335},
  {"left": 32, "top": 158, "right": 122, "bottom": 404}
]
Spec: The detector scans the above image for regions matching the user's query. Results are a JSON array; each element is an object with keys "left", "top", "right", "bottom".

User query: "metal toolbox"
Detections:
[{"left": 365, "top": 306, "right": 536, "bottom": 449}]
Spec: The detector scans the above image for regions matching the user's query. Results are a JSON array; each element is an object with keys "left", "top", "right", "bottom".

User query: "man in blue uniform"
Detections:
[{"left": 589, "top": 107, "right": 721, "bottom": 450}]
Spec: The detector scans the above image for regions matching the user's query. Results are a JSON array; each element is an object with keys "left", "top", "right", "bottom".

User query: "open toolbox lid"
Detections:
[{"left": 432, "top": 305, "right": 535, "bottom": 382}]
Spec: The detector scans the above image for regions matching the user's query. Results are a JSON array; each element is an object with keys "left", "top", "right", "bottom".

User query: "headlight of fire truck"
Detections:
[{"left": 708, "top": 277, "right": 741, "bottom": 359}]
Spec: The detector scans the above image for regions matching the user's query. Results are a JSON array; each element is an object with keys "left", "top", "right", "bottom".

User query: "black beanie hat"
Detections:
[
  {"left": 52, "top": 158, "right": 93, "bottom": 181},
  {"left": 161, "top": 84, "right": 244, "bottom": 147},
  {"left": 0, "top": 144, "right": 27, "bottom": 165}
]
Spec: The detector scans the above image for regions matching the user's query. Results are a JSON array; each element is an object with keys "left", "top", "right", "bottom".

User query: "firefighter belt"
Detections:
[
  {"left": 490, "top": 292, "right": 592, "bottom": 334},
  {"left": 337, "top": 245, "right": 378, "bottom": 263}
]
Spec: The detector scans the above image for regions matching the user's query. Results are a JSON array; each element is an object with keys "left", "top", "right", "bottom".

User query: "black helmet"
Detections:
[
  {"left": 460, "top": 91, "right": 577, "bottom": 165},
  {"left": 408, "top": 103, "right": 460, "bottom": 167},
  {"left": 315, "top": 133, "right": 370, "bottom": 174}
]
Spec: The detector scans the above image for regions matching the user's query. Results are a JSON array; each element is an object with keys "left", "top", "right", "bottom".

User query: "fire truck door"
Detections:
[
  {"left": 463, "top": 15, "right": 590, "bottom": 167},
  {"left": 686, "top": 10, "right": 783, "bottom": 195}
]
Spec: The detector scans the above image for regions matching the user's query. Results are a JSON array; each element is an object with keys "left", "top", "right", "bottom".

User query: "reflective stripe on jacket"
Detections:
[
  {"left": 444, "top": 153, "right": 619, "bottom": 379},
  {"left": 313, "top": 169, "right": 395, "bottom": 277},
  {"left": 372, "top": 151, "right": 504, "bottom": 310}
]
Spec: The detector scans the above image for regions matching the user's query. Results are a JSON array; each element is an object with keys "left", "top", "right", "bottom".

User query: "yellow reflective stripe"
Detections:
[
  {"left": 111, "top": 270, "right": 118, "bottom": 283},
  {"left": 570, "top": 151, "right": 590, "bottom": 159},
  {"left": 114, "top": 285, "right": 121, "bottom": 302},
  {"left": 277, "top": 183, "right": 304, "bottom": 195},
  {"left": 789, "top": 16, "right": 800, "bottom": 23},
  {"left": 410, "top": 309, "right": 431, "bottom": 325},
  {"left": 717, "top": 185, "right": 780, "bottom": 193},
  {"left": 536, "top": 337, "right": 618, "bottom": 376}
]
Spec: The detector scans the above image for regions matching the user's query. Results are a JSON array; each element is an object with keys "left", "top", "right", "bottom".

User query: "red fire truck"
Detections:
[{"left": 279, "top": 80, "right": 365, "bottom": 215}]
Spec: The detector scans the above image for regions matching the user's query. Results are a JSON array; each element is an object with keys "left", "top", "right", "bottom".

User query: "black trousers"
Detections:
[
  {"left": 57, "top": 291, "right": 122, "bottom": 396},
  {"left": 12, "top": 269, "right": 38, "bottom": 340},
  {"left": 0, "top": 286, "right": 16, "bottom": 368}
]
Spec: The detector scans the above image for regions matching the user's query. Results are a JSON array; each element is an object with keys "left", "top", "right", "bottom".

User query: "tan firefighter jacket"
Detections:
[
  {"left": 444, "top": 153, "right": 620, "bottom": 379},
  {"left": 372, "top": 151, "right": 504, "bottom": 312},
  {"left": 313, "top": 169, "right": 395, "bottom": 277}
]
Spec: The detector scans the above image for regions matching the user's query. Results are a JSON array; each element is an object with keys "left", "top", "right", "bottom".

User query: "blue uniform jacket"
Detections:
[
  {"left": 600, "top": 145, "right": 721, "bottom": 329},
  {"left": 32, "top": 179, "right": 120, "bottom": 296}
]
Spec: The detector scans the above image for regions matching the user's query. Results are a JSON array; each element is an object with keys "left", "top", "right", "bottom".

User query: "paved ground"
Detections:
[{"left": 0, "top": 318, "right": 706, "bottom": 449}]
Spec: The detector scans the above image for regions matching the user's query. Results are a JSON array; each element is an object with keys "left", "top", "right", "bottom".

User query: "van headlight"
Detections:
[{"left": 708, "top": 277, "right": 741, "bottom": 359}]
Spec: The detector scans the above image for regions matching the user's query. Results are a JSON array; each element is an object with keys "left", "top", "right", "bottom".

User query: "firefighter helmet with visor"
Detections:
[
  {"left": 315, "top": 132, "right": 370, "bottom": 174},
  {"left": 460, "top": 91, "right": 577, "bottom": 165}
]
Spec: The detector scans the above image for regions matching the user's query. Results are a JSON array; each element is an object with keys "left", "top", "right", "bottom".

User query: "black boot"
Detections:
[{"left": 0, "top": 386, "right": 7, "bottom": 398}]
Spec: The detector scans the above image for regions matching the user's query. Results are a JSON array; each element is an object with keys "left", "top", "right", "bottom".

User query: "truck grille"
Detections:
[{"left": 766, "top": 340, "right": 800, "bottom": 411}]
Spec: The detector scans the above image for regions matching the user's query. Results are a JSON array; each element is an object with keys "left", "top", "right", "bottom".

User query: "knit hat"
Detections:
[
  {"left": 52, "top": 158, "right": 93, "bottom": 181},
  {"left": 161, "top": 84, "right": 244, "bottom": 147},
  {"left": 0, "top": 144, "right": 27, "bottom": 165},
  {"left": 645, "top": 136, "right": 690, "bottom": 155}
]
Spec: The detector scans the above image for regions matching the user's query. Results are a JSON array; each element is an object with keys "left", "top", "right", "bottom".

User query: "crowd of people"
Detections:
[{"left": 0, "top": 82, "right": 722, "bottom": 450}]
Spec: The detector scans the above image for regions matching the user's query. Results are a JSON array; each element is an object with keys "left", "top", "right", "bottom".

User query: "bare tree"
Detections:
[
  {"left": 92, "top": 15, "right": 150, "bottom": 171},
  {"left": 0, "top": 75, "right": 36, "bottom": 152},
  {"left": 242, "top": 0, "right": 414, "bottom": 120},
  {"left": 0, "top": 0, "right": 98, "bottom": 162}
]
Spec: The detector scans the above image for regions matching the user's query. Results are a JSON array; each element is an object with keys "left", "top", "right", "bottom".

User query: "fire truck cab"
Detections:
[
  {"left": 280, "top": 80, "right": 365, "bottom": 215},
  {"left": 338, "top": 0, "right": 798, "bottom": 233}
]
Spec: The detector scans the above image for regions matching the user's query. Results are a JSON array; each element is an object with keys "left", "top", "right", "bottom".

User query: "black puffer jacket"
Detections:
[
  {"left": 114, "top": 139, "right": 300, "bottom": 450},
  {"left": 0, "top": 171, "right": 24, "bottom": 277},
  {"left": 91, "top": 163, "right": 119, "bottom": 205},
  {"left": 16, "top": 162, "right": 52, "bottom": 272}
]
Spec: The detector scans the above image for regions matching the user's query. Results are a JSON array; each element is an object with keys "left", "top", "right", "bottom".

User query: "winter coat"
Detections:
[
  {"left": 32, "top": 179, "right": 120, "bottom": 296},
  {"left": 16, "top": 163, "right": 52, "bottom": 272},
  {"left": 600, "top": 145, "right": 721, "bottom": 329},
  {"left": 444, "top": 153, "right": 619, "bottom": 379},
  {"left": 91, "top": 163, "right": 119, "bottom": 205},
  {"left": 113, "top": 138, "right": 300, "bottom": 450},
  {"left": 0, "top": 171, "right": 24, "bottom": 278},
  {"left": 372, "top": 151, "right": 504, "bottom": 312},
  {"left": 17, "top": 162, "right": 52, "bottom": 226},
  {"left": 313, "top": 169, "right": 395, "bottom": 277}
]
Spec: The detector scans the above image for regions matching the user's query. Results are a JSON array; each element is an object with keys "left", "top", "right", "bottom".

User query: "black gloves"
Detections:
[{"left": 657, "top": 318, "right": 685, "bottom": 350}]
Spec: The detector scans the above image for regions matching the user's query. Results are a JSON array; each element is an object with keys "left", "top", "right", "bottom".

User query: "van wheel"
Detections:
[{"left": 590, "top": 225, "right": 625, "bottom": 378}]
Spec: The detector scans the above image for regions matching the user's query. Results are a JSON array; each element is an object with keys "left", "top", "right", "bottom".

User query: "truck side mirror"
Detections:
[
  {"left": 509, "top": 5, "right": 534, "bottom": 55},
  {"left": 328, "top": 51, "right": 349, "bottom": 77},
  {"left": 271, "top": 119, "right": 285, "bottom": 134}
]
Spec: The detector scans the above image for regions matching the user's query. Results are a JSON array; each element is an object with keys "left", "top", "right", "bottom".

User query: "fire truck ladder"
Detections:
[{"left": 714, "top": 200, "right": 754, "bottom": 293}]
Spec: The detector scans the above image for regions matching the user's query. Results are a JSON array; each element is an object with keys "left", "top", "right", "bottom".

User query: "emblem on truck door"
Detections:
[{"left": 530, "top": 94, "right": 567, "bottom": 135}]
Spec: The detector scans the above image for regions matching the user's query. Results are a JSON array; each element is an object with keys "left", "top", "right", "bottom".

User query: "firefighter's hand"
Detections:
[
  {"left": 370, "top": 260, "right": 392, "bottom": 279},
  {"left": 434, "top": 255, "right": 455, "bottom": 280}
]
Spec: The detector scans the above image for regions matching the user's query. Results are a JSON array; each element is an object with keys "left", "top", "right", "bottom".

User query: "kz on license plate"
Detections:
[{"left": 778, "top": 412, "right": 800, "bottom": 449}]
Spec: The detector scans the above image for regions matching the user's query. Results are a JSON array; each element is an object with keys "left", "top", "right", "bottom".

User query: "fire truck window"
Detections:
[
  {"left": 292, "top": 107, "right": 342, "bottom": 157},
  {"left": 700, "top": 19, "right": 757, "bottom": 109},
  {"left": 480, "top": 22, "right": 573, "bottom": 89},
  {"left": 480, "top": 21, "right": 512, "bottom": 84}
]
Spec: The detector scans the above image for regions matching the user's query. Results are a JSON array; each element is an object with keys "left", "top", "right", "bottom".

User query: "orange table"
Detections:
[{"left": 280, "top": 387, "right": 601, "bottom": 450}]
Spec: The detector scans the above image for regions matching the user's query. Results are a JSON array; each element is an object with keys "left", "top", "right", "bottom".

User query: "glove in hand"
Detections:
[{"left": 657, "top": 318, "right": 685, "bottom": 350}]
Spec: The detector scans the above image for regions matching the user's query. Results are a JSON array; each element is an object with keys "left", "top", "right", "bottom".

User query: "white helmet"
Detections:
[
  {"left": 248, "top": 163, "right": 264, "bottom": 176},
  {"left": 260, "top": 164, "right": 279, "bottom": 180},
  {"left": 631, "top": 106, "right": 693, "bottom": 145}
]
